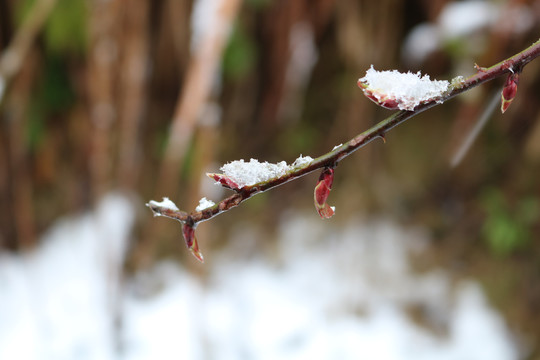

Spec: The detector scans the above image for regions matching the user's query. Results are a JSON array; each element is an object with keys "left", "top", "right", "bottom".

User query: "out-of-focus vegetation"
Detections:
[
  {"left": 1, "top": 0, "right": 540, "bottom": 355},
  {"left": 481, "top": 187, "right": 540, "bottom": 256}
]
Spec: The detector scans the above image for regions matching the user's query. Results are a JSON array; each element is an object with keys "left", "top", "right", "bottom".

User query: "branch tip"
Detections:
[
  {"left": 314, "top": 167, "right": 335, "bottom": 219},
  {"left": 182, "top": 223, "right": 204, "bottom": 263}
]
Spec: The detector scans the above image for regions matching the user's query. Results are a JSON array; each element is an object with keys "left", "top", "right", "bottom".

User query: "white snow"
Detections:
[
  {"left": 292, "top": 155, "right": 314, "bottom": 167},
  {"left": 359, "top": 66, "right": 449, "bottom": 111},
  {"left": 195, "top": 197, "right": 216, "bottom": 211},
  {"left": 146, "top": 197, "right": 179, "bottom": 212},
  {"left": 219, "top": 155, "right": 314, "bottom": 188},
  {"left": 0, "top": 197, "right": 520, "bottom": 360},
  {"left": 0, "top": 193, "right": 134, "bottom": 360}
]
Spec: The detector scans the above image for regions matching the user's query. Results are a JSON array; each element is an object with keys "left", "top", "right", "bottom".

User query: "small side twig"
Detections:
[{"left": 148, "top": 38, "right": 540, "bottom": 261}]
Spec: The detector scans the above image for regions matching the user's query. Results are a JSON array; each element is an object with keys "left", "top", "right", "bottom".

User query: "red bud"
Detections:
[
  {"left": 207, "top": 173, "right": 242, "bottom": 190},
  {"left": 501, "top": 72, "right": 519, "bottom": 113},
  {"left": 182, "top": 223, "right": 204, "bottom": 262},
  {"left": 314, "top": 167, "right": 335, "bottom": 219}
]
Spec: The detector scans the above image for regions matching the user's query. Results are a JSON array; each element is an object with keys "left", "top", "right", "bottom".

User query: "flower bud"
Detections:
[
  {"left": 182, "top": 223, "right": 204, "bottom": 262},
  {"left": 501, "top": 72, "right": 519, "bottom": 113},
  {"left": 207, "top": 173, "right": 242, "bottom": 190},
  {"left": 358, "top": 79, "right": 400, "bottom": 110},
  {"left": 314, "top": 167, "right": 335, "bottom": 219}
]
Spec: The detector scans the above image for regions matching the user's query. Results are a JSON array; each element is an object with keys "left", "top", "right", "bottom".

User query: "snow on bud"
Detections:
[
  {"left": 500, "top": 72, "right": 519, "bottom": 113},
  {"left": 358, "top": 65, "right": 449, "bottom": 111},
  {"left": 209, "top": 156, "right": 314, "bottom": 190},
  {"left": 314, "top": 167, "right": 335, "bottom": 219},
  {"left": 195, "top": 197, "right": 216, "bottom": 212},
  {"left": 182, "top": 223, "right": 204, "bottom": 262},
  {"left": 147, "top": 197, "right": 180, "bottom": 214}
]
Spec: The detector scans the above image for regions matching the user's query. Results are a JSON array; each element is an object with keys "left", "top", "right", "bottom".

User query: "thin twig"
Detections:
[{"left": 148, "top": 38, "right": 540, "bottom": 245}]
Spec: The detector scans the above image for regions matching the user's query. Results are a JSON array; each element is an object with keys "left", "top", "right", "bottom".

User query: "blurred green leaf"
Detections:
[
  {"left": 44, "top": 0, "right": 88, "bottom": 54},
  {"left": 41, "top": 57, "right": 76, "bottom": 110},
  {"left": 480, "top": 188, "right": 539, "bottom": 257},
  {"left": 26, "top": 57, "right": 76, "bottom": 150},
  {"left": 223, "top": 23, "right": 257, "bottom": 80},
  {"left": 15, "top": 0, "right": 88, "bottom": 54}
]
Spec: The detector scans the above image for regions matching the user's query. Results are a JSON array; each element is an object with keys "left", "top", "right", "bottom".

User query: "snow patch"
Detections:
[
  {"left": 147, "top": 197, "right": 179, "bottom": 213},
  {"left": 219, "top": 155, "right": 313, "bottom": 188},
  {"left": 0, "top": 200, "right": 520, "bottom": 360},
  {"left": 0, "top": 193, "right": 135, "bottom": 360},
  {"left": 359, "top": 66, "right": 449, "bottom": 111},
  {"left": 196, "top": 197, "right": 216, "bottom": 211}
]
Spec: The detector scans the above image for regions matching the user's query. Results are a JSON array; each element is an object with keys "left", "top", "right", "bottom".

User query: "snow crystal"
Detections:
[
  {"left": 359, "top": 66, "right": 449, "bottom": 111},
  {"left": 219, "top": 155, "right": 314, "bottom": 188},
  {"left": 195, "top": 197, "right": 216, "bottom": 212},
  {"left": 292, "top": 155, "right": 314, "bottom": 167},
  {"left": 147, "top": 197, "right": 179, "bottom": 212}
]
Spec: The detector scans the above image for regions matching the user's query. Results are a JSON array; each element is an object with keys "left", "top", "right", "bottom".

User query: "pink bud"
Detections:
[
  {"left": 182, "top": 223, "right": 204, "bottom": 262},
  {"left": 358, "top": 79, "right": 401, "bottom": 110},
  {"left": 501, "top": 72, "right": 519, "bottom": 113},
  {"left": 314, "top": 167, "right": 335, "bottom": 219},
  {"left": 207, "top": 173, "right": 242, "bottom": 190}
]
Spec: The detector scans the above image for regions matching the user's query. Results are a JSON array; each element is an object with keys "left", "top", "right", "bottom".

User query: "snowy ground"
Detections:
[{"left": 0, "top": 193, "right": 519, "bottom": 360}]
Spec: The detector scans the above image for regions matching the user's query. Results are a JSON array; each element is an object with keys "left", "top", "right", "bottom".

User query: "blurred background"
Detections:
[{"left": 1, "top": 0, "right": 540, "bottom": 359}]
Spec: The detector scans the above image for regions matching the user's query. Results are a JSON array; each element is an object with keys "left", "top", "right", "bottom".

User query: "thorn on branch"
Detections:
[{"left": 314, "top": 167, "right": 335, "bottom": 219}]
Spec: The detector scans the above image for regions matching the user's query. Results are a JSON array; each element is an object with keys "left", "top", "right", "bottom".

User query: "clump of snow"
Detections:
[
  {"left": 219, "top": 159, "right": 289, "bottom": 188},
  {"left": 219, "top": 155, "right": 313, "bottom": 188},
  {"left": 147, "top": 197, "right": 179, "bottom": 213},
  {"left": 291, "top": 155, "right": 314, "bottom": 167},
  {"left": 359, "top": 66, "right": 449, "bottom": 111},
  {"left": 195, "top": 197, "right": 216, "bottom": 211}
]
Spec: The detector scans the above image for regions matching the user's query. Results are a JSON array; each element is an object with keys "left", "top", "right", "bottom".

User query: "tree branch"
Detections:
[{"left": 148, "top": 38, "right": 540, "bottom": 261}]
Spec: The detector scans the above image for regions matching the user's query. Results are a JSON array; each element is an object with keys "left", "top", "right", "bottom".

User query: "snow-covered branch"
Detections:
[{"left": 148, "top": 38, "right": 540, "bottom": 262}]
